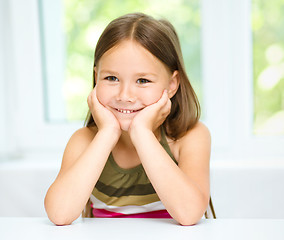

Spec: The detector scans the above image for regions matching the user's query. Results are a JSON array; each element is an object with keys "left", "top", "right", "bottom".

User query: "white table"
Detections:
[{"left": 0, "top": 217, "right": 283, "bottom": 240}]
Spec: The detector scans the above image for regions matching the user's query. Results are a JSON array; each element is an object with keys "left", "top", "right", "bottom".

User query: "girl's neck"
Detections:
[{"left": 118, "top": 131, "right": 134, "bottom": 149}]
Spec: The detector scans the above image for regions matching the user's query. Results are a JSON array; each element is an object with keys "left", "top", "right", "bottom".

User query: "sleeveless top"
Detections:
[{"left": 90, "top": 129, "right": 178, "bottom": 218}]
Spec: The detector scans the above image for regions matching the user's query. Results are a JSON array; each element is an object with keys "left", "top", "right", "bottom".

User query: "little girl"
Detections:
[{"left": 44, "top": 12, "right": 211, "bottom": 226}]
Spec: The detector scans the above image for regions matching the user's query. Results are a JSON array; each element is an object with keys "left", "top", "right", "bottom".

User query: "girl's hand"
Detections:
[
  {"left": 87, "top": 87, "right": 121, "bottom": 138},
  {"left": 129, "top": 90, "right": 171, "bottom": 135}
]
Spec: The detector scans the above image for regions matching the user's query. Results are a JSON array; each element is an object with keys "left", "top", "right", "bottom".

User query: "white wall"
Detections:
[
  {"left": 211, "top": 160, "right": 284, "bottom": 218},
  {"left": 1, "top": 158, "right": 284, "bottom": 218}
]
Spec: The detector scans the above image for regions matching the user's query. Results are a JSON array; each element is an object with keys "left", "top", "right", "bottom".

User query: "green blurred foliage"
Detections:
[
  {"left": 62, "top": 0, "right": 201, "bottom": 121},
  {"left": 252, "top": 0, "right": 284, "bottom": 135}
]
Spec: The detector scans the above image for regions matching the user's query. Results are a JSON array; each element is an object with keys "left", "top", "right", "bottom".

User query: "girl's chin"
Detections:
[{"left": 119, "top": 121, "right": 131, "bottom": 132}]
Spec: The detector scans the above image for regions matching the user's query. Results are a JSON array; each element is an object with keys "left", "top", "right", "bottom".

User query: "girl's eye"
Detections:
[
  {"left": 105, "top": 76, "right": 119, "bottom": 82},
  {"left": 137, "top": 78, "right": 150, "bottom": 84}
]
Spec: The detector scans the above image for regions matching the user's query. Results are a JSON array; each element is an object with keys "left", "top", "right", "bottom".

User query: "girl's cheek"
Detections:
[
  {"left": 142, "top": 89, "right": 164, "bottom": 105},
  {"left": 96, "top": 84, "right": 108, "bottom": 105}
]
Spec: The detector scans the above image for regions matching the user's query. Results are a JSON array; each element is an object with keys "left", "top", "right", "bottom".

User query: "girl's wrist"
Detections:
[
  {"left": 97, "top": 127, "right": 121, "bottom": 144},
  {"left": 129, "top": 127, "right": 154, "bottom": 146}
]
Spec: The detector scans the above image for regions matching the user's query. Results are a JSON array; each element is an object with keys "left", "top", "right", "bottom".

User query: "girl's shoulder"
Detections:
[
  {"left": 73, "top": 126, "right": 98, "bottom": 138},
  {"left": 59, "top": 126, "right": 98, "bottom": 172},
  {"left": 63, "top": 126, "right": 98, "bottom": 157},
  {"left": 182, "top": 121, "right": 210, "bottom": 142},
  {"left": 168, "top": 121, "right": 211, "bottom": 161},
  {"left": 67, "top": 126, "right": 98, "bottom": 144}
]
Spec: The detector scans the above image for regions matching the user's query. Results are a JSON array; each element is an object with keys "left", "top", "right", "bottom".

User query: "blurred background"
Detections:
[{"left": 0, "top": 0, "right": 284, "bottom": 218}]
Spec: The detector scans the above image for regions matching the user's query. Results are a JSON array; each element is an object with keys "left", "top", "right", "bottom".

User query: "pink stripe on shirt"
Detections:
[{"left": 92, "top": 208, "right": 172, "bottom": 218}]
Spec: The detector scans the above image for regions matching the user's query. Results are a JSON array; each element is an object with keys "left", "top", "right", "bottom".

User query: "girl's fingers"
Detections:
[
  {"left": 156, "top": 90, "right": 168, "bottom": 106},
  {"left": 130, "top": 89, "right": 171, "bottom": 132},
  {"left": 88, "top": 87, "right": 102, "bottom": 109},
  {"left": 157, "top": 90, "right": 171, "bottom": 115},
  {"left": 87, "top": 87, "right": 121, "bottom": 135}
]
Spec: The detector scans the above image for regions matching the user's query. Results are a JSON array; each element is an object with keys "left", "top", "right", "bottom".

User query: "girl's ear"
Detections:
[{"left": 168, "top": 70, "right": 180, "bottom": 98}]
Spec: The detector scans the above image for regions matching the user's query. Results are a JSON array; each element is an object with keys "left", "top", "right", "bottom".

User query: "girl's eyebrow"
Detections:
[
  {"left": 99, "top": 70, "right": 120, "bottom": 75},
  {"left": 135, "top": 72, "right": 158, "bottom": 77},
  {"left": 99, "top": 70, "right": 157, "bottom": 77}
]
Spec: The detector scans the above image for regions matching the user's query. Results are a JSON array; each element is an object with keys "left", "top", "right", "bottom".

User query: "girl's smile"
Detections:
[
  {"left": 115, "top": 108, "right": 143, "bottom": 114},
  {"left": 95, "top": 39, "right": 179, "bottom": 131}
]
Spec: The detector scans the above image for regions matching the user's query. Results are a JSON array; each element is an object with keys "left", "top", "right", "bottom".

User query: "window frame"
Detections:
[
  {"left": 203, "top": 0, "right": 284, "bottom": 159},
  {"left": 1, "top": 0, "right": 284, "bottom": 159},
  {"left": 1, "top": 0, "right": 80, "bottom": 156}
]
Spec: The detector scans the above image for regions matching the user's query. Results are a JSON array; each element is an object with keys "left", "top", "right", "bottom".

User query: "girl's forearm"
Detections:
[
  {"left": 44, "top": 129, "right": 118, "bottom": 225},
  {"left": 130, "top": 129, "right": 208, "bottom": 225}
]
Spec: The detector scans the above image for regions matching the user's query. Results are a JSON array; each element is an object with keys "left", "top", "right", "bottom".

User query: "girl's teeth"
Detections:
[{"left": 117, "top": 109, "right": 134, "bottom": 114}]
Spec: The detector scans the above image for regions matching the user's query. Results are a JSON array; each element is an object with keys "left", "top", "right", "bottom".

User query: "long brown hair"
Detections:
[{"left": 85, "top": 12, "right": 200, "bottom": 140}]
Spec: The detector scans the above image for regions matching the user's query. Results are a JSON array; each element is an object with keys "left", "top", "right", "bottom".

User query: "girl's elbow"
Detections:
[
  {"left": 47, "top": 213, "right": 74, "bottom": 226},
  {"left": 174, "top": 201, "right": 207, "bottom": 226},
  {"left": 175, "top": 213, "right": 202, "bottom": 226},
  {"left": 44, "top": 202, "right": 74, "bottom": 226},
  {"left": 53, "top": 219, "right": 73, "bottom": 226},
  {"left": 45, "top": 205, "right": 77, "bottom": 226}
]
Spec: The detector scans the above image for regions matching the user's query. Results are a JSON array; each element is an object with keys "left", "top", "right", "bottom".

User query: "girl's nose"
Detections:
[{"left": 116, "top": 84, "right": 136, "bottom": 102}]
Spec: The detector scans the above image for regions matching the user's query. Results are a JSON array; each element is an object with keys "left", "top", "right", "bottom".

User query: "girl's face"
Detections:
[{"left": 95, "top": 40, "right": 179, "bottom": 131}]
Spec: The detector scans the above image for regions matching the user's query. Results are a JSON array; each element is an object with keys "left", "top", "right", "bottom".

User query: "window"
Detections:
[
  {"left": 252, "top": 0, "right": 284, "bottom": 136},
  {"left": 2, "top": 0, "right": 284, "bottom": 159}
]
